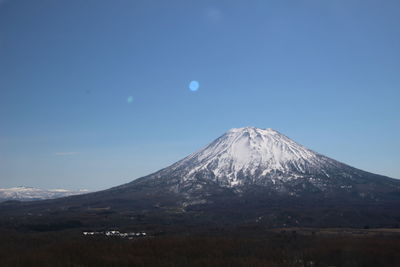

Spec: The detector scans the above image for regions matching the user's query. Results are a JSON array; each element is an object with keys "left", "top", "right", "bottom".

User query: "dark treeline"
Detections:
[{"left": 1, "top": 229, "right": 400, "bottom": 267}]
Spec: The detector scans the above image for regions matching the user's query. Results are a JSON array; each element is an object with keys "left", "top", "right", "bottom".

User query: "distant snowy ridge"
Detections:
[{"left": 0, "top": 186, "right": 89, "bottom": 201}]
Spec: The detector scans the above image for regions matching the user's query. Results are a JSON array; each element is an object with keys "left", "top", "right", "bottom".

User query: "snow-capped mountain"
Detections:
[
  {"left": 0, "top": 187, "right": 89, "bottom": 202},
  {"left": 1, "top": 127, "right": 400, "bottom": 228},
  {"left": 158, "top": 127, "right": 343, "bottom": 187},
  {"left": 124, "top": 127, "right": 397, "bottom": 197}
]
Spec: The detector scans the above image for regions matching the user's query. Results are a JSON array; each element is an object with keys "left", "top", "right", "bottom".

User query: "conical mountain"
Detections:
[
  {"left": 1, "top": 127, "right": 400, "bottom": 228},
  {"left": 120, "top": 127, "right": 398, "bottom": 197}
]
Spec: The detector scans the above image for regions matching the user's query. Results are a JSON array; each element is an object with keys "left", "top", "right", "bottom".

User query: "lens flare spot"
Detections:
[
  {"left": 127, "top": 96, "right": 134, "bottom": 104},
  {"left": 189, "top": 80, "right": 199, "bottom": 91}
]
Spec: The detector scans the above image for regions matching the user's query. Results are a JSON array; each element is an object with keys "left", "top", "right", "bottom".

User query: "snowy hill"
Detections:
[{"left": 0, "top": 187, "right": 89, "bottom": 202}]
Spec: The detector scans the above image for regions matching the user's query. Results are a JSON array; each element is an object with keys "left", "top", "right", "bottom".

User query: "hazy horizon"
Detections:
[{"left": 1, "top": 0, "right": 399, "bottom": 190}]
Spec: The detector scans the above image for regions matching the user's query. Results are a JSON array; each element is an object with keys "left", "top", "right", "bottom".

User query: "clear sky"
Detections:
[{"left": 1, "top": 0, "right": 399, "bottom": 190}]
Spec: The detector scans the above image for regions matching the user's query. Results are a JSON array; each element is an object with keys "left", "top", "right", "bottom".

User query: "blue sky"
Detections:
[{"left": 1, "top": 0, "right": 399, "bottom": 190}]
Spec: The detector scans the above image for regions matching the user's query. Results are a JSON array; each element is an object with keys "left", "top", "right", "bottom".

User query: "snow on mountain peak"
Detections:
[
  {"left": 156, "top": 127, "right": 340, "bottom": 188},
  {"left": 193, "top": 126, "right": 315, "bottom": 168}
]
